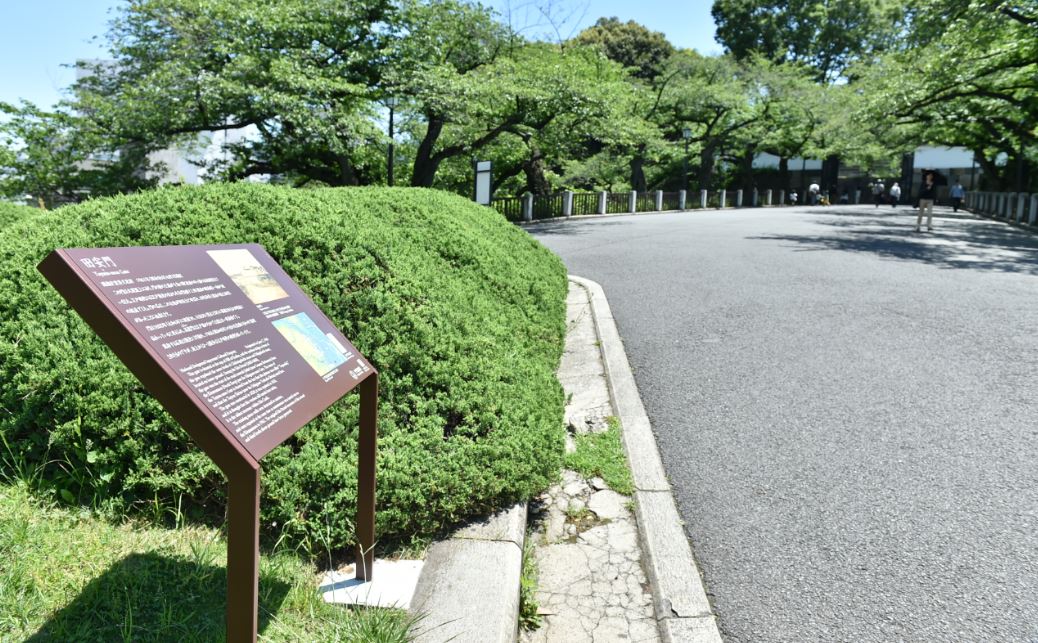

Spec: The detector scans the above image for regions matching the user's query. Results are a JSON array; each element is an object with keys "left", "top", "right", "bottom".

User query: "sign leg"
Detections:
[
  {"left": 227, "top": 465, "right": 261, "bottom": 643},
  {"left": 356, "top": 373, "right": 378, "bottom": 581}
]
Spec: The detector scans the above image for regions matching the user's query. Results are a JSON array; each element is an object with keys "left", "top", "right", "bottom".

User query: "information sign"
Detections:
[{"left": 39, "top": 244, "right": 378, "bottom": 643}]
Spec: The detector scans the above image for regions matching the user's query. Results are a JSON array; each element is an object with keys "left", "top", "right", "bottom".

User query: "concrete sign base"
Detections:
[{"left": 319, "top": 559, "right": 424, "bottom": 609}]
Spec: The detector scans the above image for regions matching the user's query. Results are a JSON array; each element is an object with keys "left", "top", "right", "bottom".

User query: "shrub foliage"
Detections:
[
  {"left": 0, "top": 202, "right": 34, "bottom": 229},
  {"left": 0, "top": 184, "right": 567, "bottom": 547}
]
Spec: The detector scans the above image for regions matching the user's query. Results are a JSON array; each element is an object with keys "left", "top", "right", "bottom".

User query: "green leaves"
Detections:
[{"left": 0, "top": 184, "right": 567, "bottom": 547}]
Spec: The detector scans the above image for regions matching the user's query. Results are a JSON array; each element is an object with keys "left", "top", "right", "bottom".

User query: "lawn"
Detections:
[{"left": 0, "top": 481, "right": 413, "bottom": 642}]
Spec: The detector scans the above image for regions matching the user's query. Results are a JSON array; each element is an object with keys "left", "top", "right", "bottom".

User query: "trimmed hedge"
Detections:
[
  {"left": 0, "top": 184, "right": 567, "bottom": 548},
  {"left": 0, "top": 202, "right": 34, "bottom": 229}
]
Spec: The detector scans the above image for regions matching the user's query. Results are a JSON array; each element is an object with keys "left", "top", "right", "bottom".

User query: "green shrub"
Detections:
[
  {"left": 0, "top": 202, "right": 35, "bottom": 229},
  {"left": 0, "top": 184, "right": 567, "bottom": 549}
]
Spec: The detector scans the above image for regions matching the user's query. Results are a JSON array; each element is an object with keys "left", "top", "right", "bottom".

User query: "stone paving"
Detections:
[{"left": 520, "top": 282, "right": 660, "bottom": 643}]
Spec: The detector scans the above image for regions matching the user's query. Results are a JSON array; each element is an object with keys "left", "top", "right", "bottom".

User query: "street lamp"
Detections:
[
  {"left": 385, "top": 96, "right": 399, "bottom": 186},
  {"left": 682, "top": 127, "right": 692, "bottom": 192}
]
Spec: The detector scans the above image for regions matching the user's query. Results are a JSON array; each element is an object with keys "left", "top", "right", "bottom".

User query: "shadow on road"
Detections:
[{"left": 750, "top": 207, "right": 1038, "bottom": 275}]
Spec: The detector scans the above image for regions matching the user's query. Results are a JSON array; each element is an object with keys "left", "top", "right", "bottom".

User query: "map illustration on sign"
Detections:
[
  {"left": 272, "top": 312, "right": 349, "bottom": 375},
  {"left": 207, "top": 248, "right": 289, "bottom": 304}
]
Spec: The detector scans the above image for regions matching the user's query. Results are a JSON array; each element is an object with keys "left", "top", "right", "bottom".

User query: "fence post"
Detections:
[
  {"left": 700, "top": 189, "right": 708, "bottom": 209},
  {"left": 765, "top": 189, "right": 773, "bottom": 206},
  {"left": 1030, "top": 194, "right": 1038, "bottom": 225},
  {"left": 629, "top": 190, "right": 637, "bottom": 213},
  {"left": 522, "top": 192, "right": 533, "bottom": 222},
  {"left": 679, "top": 190, "right": 687, "bottom": 210},
  {"left": 1017, "top": 193, "right": 1026, "bottom": 222},
  {"left": 655, "top": 190, "right": 663, "bottom": 211},
  {"left": 598, "top": 191, "right": 607, "bottom": 215},
  {"left": 719, "top": 190, "right": 726, "bottom": 209},
  {"left": 563, "top": 191, "right": 573, "bottom": 217},
  {"left": 854, "top": 189, "right": 861, "bottom": 204},
  {"left": 779, "top": 190, "right": 785, "bottom": 206},
  {"left": 736, "top": 189, "right": 743, "bottom": 207},
  {"left": 752, "top": 188, "right": 758, "bottom": 207}
]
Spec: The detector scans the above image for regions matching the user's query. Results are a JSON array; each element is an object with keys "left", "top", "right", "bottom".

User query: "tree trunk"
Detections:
[
  {"left": 973, "top": 153, "right": 1002, "bottom": 190},
  {"left": 696, "top": 145, "right": 716, "bottom": 192},
  {"left": 411, "top": 115, "right": 445, "bottom": 187},
  {"left": 522, "top": 145, "right": 552, "bottom": 195},
  {"left": 738, "top": 146, "right": 755, "bottom": 195},
  {"left": 629, "top": 144, "right": 648, "bottom": 192},
  {"left": 336, "top": 155, "right": 359, "bottom": 186},
  {"left": 779, "top": 157, "right": 789, "bottom": 192}
]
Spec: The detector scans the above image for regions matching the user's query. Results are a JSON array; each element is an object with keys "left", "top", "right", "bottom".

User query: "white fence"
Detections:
[{"left": 967, "top": 191, "right": 1038, "bottom": 226}]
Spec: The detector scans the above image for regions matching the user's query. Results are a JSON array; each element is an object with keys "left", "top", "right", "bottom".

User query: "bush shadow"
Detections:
[
  {"left": 750, "top": 208, "right": 1038, "bottom": 275},
  {"left": 27, "top": 552, "right": 290, "bottom": 642}
]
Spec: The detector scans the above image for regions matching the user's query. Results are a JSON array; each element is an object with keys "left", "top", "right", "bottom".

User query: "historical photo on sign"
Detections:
[
  {"left": 272, "top": 312, "right": 348, "bottom": 375},
  {"left": 207, "top": 248, "right": 289, "bottom": 304}
]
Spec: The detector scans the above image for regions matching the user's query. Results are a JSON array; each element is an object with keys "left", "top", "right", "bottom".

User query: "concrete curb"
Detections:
[
  {"left": 410, "top": 503, "right": 526, "bottom": 643},
  {"left": 568, "top": 276, "right": 724, "bottom": 643}
]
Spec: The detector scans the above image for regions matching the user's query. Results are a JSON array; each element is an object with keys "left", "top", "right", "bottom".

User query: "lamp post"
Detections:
[
  {"left": 385, "top": 96, "right": 399, "bottom": 186},
  {"left": 682, "top": 127, "right": 692, "bottom": 192}
]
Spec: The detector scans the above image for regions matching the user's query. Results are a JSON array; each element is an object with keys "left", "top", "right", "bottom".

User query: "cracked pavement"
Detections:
[{"left": 520, "top": 283, "right": 660, "bottom": 643}]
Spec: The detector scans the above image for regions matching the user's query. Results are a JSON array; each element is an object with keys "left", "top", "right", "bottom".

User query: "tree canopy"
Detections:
[{"left": 4, "top": 0, "right": 1029, "bottom": 203}]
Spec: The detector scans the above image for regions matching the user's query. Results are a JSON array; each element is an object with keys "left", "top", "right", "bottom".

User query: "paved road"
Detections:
[{"left": 530, "top": 205, "right": 1038, "bottom": 643}]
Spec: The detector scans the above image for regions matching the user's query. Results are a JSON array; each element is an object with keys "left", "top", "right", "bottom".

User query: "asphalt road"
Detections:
[{"left": 530, "top": 205, "right": 1038, "bottom": 643}]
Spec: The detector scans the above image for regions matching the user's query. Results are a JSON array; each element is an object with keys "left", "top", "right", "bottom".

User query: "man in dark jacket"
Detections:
[{"left": 916, "top": 171, "right": 938, "bottom": 232}]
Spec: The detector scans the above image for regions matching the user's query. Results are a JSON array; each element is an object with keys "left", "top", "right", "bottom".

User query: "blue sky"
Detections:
[{"left": 0, "top": 1, "right": 722, "bottom": 110}]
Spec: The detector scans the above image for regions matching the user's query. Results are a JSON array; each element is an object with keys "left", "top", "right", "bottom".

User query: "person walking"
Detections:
[
  {"left": 872, "top": 180, "right": 885, "bottom": 207},
  {"left": 808, "top": 182, "right": 820, "bottom": 205},
  {"left": 889, "top": 182, "right": 902, "bottom": 208},
  {"left": 916, "top": 172, "right": 938, "bottom": 232},
  {"left": 950, "top": 181, "right": 965, "bottom": 212}
]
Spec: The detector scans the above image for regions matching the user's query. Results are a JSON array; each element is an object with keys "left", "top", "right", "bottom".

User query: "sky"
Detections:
[{"left": 0, "top": 0, "right": 722, "bottom": 110}]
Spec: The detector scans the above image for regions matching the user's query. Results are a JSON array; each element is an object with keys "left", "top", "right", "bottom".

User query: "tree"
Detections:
[
  {"left": 712, "top": 0, "right": 903, "bottom": 82},
  {"left": 655, "top": 52, "right": 759, "bottom": 191},
  {"left": 0, "top": 101, "right": 158, "bottom": 207},
  {"left": 573, "top": 17, "right": 675, "bottom": 81},
  {"left": 388, "top": 1, "right": 640, "bottom": 193},
  {"left": 74, "top": 0, "right": 395, "bottom": 187},
  {"left": 858, "top": 0, "right": 1038, "bottom": 189}
]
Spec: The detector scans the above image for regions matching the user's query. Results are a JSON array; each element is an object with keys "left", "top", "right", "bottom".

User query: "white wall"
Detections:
[
  {"left": 753, "top": 152, "right": 822, "bottom": 170},
  {"left": 913, "top": 146, "right": 973, "bottom": 169}
]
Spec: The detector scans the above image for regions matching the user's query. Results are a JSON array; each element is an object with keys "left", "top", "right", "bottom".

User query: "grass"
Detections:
[
  {"left": 563, "top": 417, "right": 634, "bottom": 496},
  {"left": 517, "top": 532, "right": 541, "bottom": 631},
  {"left": 0, "top": 481, "right": 414, "bottom": 642}
]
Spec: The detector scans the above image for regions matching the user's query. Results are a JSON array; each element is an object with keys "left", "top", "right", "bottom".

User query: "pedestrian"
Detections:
[
  {"left": 950, "top": 181, "right": 965, "bottom": 212},
  {"left": 808, "top": 182, "right": 820, "bottom": 205},
  {"left": 871, "top": 180, "right": 885, "bottom": 207},
  {"left": 916, "top": 172, "right": 938, "bottom": 232},
  {"left": 790, "top": 190, "right": 798, "bottom": 205},
  {"left": 889, "top": 182, "right": 901, "bottom": 208}
]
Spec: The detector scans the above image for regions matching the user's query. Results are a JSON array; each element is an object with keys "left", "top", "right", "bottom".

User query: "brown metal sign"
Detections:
[{"left": 39, "top": 243, "right": 378, "bottom": 642}]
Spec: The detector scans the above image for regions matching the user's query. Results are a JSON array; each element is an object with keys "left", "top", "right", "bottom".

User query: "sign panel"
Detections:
[
  {"left": 40, "top": 244, "right": 372, "bottom": 461},
  {"left": 474, "top": 160, "right": 492, "bottom": 205}
]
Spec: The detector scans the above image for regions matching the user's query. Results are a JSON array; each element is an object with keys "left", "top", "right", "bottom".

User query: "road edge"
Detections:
[{"left": 568, "top": 275, "right": 724, "bottom": 643}]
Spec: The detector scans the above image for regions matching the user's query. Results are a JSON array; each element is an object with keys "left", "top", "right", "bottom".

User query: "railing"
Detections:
[
  {"left": 491, "top": 187, "right": 797, "bottom": 222},
  {"left": 572, "top": 192, "right": 599, "bottom": 216},
  {"left": 968, "top": 191, "right": 1038, "bottom": 225},
  {"left": 492, "top": 196, "right": 524, "bottom": 222}
]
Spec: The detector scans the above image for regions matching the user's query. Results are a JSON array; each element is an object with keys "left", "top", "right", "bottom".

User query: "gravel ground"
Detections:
[{"left": 531, "top": 205, "right": 1038, "bottom": 643}]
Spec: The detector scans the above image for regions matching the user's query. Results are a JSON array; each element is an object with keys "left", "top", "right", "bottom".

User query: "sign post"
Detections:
[{"left": 39, "top": 244, "right": 378, "bottom": 642}]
